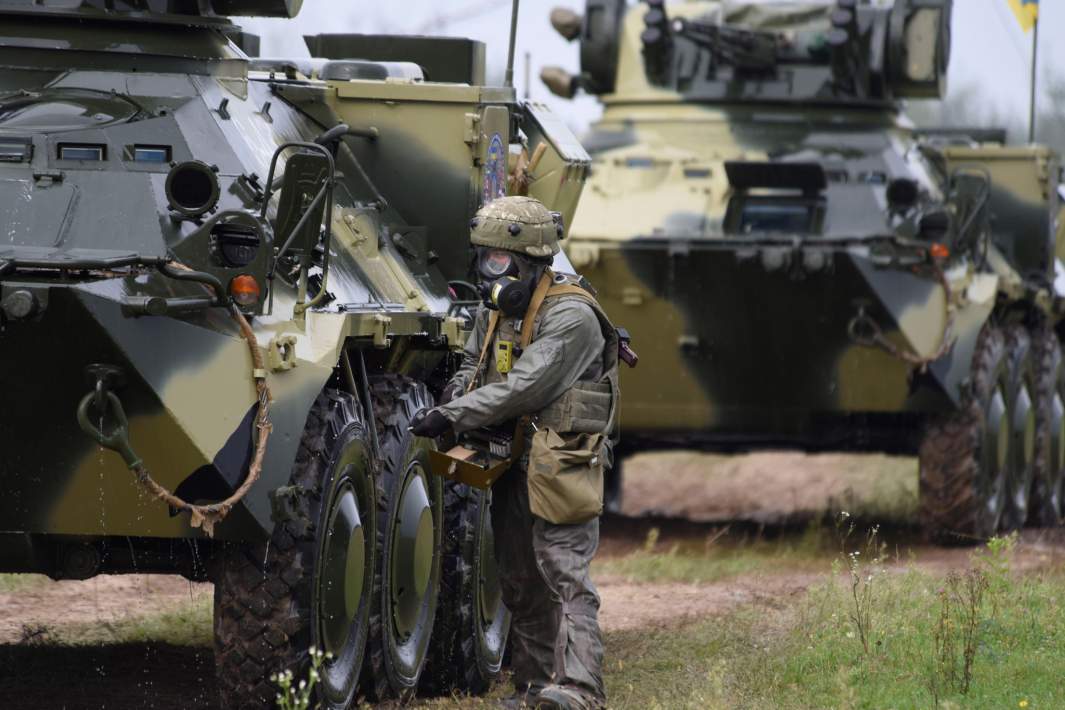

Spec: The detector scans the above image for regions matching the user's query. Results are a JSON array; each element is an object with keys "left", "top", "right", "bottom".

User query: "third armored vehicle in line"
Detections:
[{"left": 544, "top": 0, "right": 1065, "bottom": 539}]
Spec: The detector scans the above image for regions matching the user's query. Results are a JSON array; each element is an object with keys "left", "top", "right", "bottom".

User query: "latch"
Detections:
[
  {"left": 373, "top": 314, "right": 392, "bottom": 348},
  {"left": 464, "top": 113, "right": 482, "bottom": 147},
  {"left": 33, "top": 169, "right": 63, "bottom": 186},
  {"left": 440, "top": 316, "right": 467, "bottom": 351},
  {"left": 268, "top": 335, "right": 299, "bottom": 372}
]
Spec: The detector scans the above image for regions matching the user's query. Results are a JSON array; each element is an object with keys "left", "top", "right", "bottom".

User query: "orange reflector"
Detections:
[
  {"left": 930, "top": 243, "right": 950, "bottom": 260},
  {"left": 229, "top": 275, "right": 261, "bottom": 306}
]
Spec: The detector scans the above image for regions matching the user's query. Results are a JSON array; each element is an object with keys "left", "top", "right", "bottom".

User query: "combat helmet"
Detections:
[{"left": 470, "top": 196, "right": 563, "bottom": 258}]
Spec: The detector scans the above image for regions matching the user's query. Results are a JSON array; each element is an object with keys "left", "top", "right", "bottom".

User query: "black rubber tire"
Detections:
[
  {"left": 364, "top": 374, "right": 443, "bottom": 702},
  {"left": 422, "top": 481, "right": 511, "bottom": 695},
  {"left": 918, "top": 324, "right": 1010, "bottom": 541},
  {"left": 1001, "top": 325, "right": 1037, "bottom": 531},
  {"left": 213, "top": 390, "right": 376, "bottom": 710},
  {"left": 1030, "top": 324, "right": 1065, "bottom": 526}
]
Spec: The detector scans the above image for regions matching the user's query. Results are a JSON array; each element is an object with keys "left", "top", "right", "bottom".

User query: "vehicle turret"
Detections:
[{"left": 543, "top": 0, "right": 951, "bottom": 104}]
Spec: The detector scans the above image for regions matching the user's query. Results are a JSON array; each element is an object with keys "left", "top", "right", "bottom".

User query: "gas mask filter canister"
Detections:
[
  {"left": 485, "top": 277, "right": 534, "bottom": 316},
  {"left": 476, "top": 248, "right": 535, "bottom": 317}
]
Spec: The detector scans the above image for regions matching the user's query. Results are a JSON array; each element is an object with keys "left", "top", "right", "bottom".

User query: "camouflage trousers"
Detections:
[{"left": 491, "top": 461, "right": 605, "bottom": 706}]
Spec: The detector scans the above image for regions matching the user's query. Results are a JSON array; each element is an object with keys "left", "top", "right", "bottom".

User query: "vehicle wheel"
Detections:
[
  {"left": 918, "top": 324, "right": 1010, "bottom": 541},
  {"left": 1030, "top": 325, "right": 1065, "bottom": 526},
  {"left": 422, "top": 482, "right": 511, "bottom": 695},
  {"left": 365, "top": 374, "right": 443, "bottom": 701},
  {"left": 214, "top": 390, "right": 376, "bottom": 710},
  {"left": 1001, "top": 325, "right": 1037, "bottom": 530}
]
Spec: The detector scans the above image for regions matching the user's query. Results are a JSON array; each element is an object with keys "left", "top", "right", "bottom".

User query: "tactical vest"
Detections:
[{"left": 475, "top": 270, "right": 619, "bottom": 436}]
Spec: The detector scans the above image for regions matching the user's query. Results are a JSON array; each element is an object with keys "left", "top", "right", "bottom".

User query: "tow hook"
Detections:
[{"left": 76, "top": 364, "right": 141, "bottom": 469}]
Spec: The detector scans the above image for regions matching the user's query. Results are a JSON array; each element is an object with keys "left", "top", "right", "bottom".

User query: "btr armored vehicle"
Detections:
[
  {"left": 0, "top": 1, "right": 589, "bottom": 707},
  {"left": 544, "top": 0, "right": 1065, "bottom": 539}
]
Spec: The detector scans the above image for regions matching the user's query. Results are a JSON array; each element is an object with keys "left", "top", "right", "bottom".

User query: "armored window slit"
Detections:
[{"left": 58, "top": 143, "right": 106, "bottom": 161}]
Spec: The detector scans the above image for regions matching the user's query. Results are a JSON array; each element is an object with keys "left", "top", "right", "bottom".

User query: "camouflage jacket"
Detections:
[{"left": 436, "top": 293, "right": 607, "bottom": 434}]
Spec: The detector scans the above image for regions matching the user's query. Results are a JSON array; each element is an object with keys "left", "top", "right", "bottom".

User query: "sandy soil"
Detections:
[
  {"left": 597, "top": 573, "right": 823, "bottom": 632},
  {"left": 621, "top": 450, "right": 918, "bottom": 524}
]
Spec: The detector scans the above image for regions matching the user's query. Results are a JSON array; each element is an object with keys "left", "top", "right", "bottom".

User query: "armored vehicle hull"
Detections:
[
  {"left": 0, "top": 2, "right": 590, "bottom": 706},
  {"left": 547, "top": 0, "right": 1065, "bottom": 539}
]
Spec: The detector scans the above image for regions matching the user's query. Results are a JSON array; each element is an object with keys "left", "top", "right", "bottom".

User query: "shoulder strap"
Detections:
[
  {"left": 466, "top": 310, "right": 500, "bottom": 394},
  {"left": 545, "top": 284, "right": 597, "bottom": 303},
  {"left": 519, "top": 271, "right": 556, "bottom": 348}
]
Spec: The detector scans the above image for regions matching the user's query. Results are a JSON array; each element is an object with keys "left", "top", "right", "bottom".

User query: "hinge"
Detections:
[{"left": 464, "top": 113, "right": 482, "bottom": 147}]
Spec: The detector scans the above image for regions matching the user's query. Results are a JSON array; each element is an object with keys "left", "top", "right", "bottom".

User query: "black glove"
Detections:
[
  {"left": 439, "top": 383, "right": 463, "bottom": 406},
  {"left": 411, "top": 409, "right": 452, "bottom": 438}
]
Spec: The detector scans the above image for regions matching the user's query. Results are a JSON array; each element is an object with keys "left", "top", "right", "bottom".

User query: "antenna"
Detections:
[
  {"left": 504, "top": 0, "right": 520, "bottom": 88},
  {"left": 524, "top": 51, "right": 531, "bottom": 100}
]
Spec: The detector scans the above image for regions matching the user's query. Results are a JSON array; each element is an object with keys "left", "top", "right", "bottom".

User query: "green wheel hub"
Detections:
[
  {"left": 319, "top": 476, "right": 366, "bottom": 654},
  {"left": 981, "top": 383, "right": 1010, "bottom": 525},
  {"left": 478, "top": 510, "right": 502, "bottom": 626},
  {"left": 1012, "top": 379, "right": 1036, "bottom": 473},
  {"left": 390, "top": 463, "right": 435, "bottom": 641}
]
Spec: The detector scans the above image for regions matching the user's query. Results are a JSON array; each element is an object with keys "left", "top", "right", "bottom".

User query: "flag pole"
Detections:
[{"left": 1028, "top": 14, "right": 1039, "bottom": 143}]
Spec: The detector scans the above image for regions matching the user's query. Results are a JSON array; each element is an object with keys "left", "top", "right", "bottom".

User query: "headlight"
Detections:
[{"left": 212, "top": 223, "right": 262, "bottom": 268}]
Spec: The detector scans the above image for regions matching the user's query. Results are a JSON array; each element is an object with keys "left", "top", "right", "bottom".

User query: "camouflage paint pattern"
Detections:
[
  {"left": 0, "top": 1, "right": 589, "bottom": 571},
  {"left": 552, "top": 1, "right": 1063, "bottom": 447}
]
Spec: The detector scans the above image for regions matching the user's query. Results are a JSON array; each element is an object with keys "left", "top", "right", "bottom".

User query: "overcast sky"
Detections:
[{"left": 238, "top": 0, "right": 1065, "bottom": 139}]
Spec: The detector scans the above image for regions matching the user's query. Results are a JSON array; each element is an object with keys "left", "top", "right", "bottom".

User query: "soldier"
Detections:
[{"left": 411, "top": 195, "right": 619, "bottom": 710}]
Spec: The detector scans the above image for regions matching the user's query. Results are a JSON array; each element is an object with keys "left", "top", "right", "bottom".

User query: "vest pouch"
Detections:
[
  {"left": 527, "top": 428, "right": 605, "bottom": 524},
  {"left": 537, "top": 380, "right": 613, "bottom": 434}
]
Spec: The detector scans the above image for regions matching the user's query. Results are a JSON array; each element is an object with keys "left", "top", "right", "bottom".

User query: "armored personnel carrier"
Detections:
[
  {"left": 0, "top": 1, "right": 589, "bottom": 707},
  {"left": 543, "top": 0, "right": 1065, "bottom": 539}
]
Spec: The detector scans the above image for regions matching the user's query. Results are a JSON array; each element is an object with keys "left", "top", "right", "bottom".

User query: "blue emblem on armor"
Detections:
[{"left": 482, "top": 133, "right": 507, "bottom": 204}]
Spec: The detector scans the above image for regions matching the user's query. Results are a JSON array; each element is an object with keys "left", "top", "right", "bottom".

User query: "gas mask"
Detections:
[{"left": 475, "top": 248, "right": 541, "bottom": 317}]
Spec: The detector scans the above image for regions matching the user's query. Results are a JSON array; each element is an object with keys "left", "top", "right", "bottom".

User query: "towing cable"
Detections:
[
  {"left": 76, "top": 262, "right": 273, "bottom": 537},
  {"left": 847, "top": 262, "right": 955, "bottom": 372}
]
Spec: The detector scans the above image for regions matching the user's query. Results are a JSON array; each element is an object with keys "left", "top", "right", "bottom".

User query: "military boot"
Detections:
[
  {"left": 499, "top": 686, "right": 543, "bottom": 709},
  {"left": 533, "top": 684, "right": 604, "bottom": 710}
]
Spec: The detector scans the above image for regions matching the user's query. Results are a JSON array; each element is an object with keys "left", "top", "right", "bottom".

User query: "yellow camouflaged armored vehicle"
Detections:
[
  {"left": 544, "top": 0, "right": 1065, "bottom": 540},
  {"left": 0, "top": 1, "right": 589, "bottom": 706}
]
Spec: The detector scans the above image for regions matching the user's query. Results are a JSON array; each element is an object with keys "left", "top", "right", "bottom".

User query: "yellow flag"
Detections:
[{"left": 1008, "top": 0, "right": 1039, "bottom": 32}]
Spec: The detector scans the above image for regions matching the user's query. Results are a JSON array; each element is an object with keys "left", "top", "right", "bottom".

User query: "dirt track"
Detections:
[
  {"left": 4, "top": 525, "right": 1065, "bottom": 710},
  {"left": 2, "top": 451, "right": 1064, "bottom": 709}
]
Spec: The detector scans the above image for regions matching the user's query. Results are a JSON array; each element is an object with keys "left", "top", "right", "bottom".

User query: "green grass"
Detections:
[
  {"left": 752, "top": 571, "right": 1065, "bottom": 708},
  {"left": 593, "top": 523, "right": 833, "bottom": 584},
  {"left": 12, "top": 590, "right": 214, "bottom": 647},
  {"left": 61, "top": 593, "right": 213, "bottom": 646},
  {"left": 0, "top": 574, "right": 47, "bottom": 593},
  {"left": 6, "top": 532, "right": 1060, "bottom": 710},
  {"left": 598, "top": 542, "right": 1065, "bottom": 710}
]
